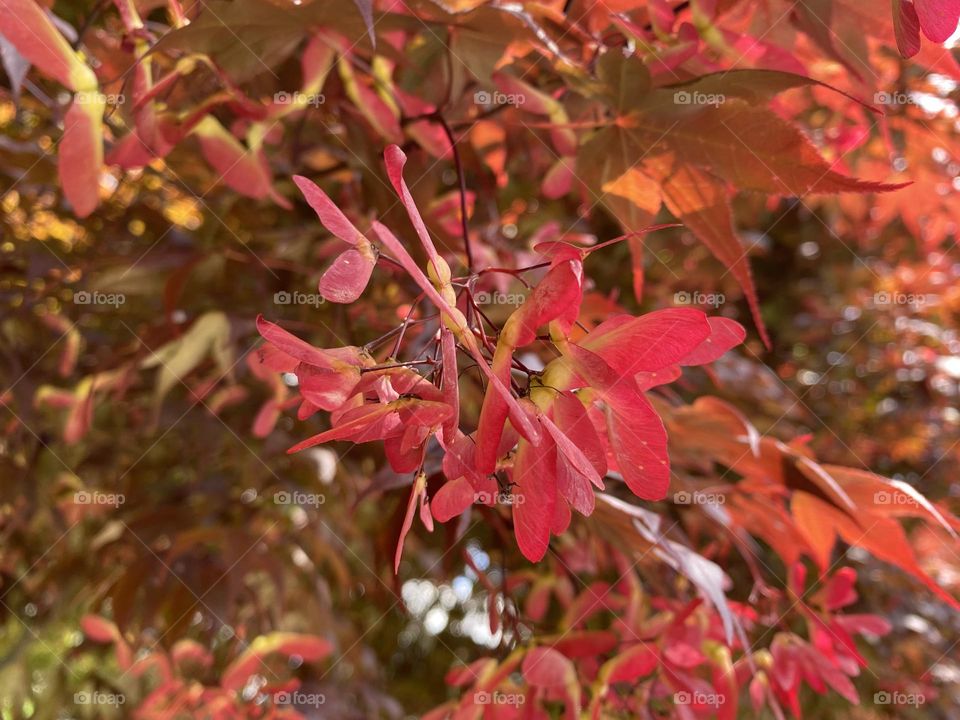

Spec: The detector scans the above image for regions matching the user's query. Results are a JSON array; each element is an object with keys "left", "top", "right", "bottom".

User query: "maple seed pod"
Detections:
[
  {"left": 753, "top": 649, "right": 774, "bottom": 670},
  {"left": 444, "top": 307, "right": 469, "bottom": 333},
  {"left": 426, "top": 257, "right": 452, "bottom": 286}
]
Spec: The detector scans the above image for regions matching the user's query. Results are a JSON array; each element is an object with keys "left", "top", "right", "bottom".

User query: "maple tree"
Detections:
[{"left": 2, "top": 0, "right": 960, "bottom": 718}]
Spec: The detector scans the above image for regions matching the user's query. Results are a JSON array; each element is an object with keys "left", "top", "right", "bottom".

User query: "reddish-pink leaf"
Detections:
[
  {"left": 318, "top": 246, "right": 376, "bottom": 303},
  {"left": 0, "top": 0, "right": 97, "bottom": 90},
  {"left": 605, "top": 395, "right": 671, "bottom": 500},
  {"left": 522, "top": 647, "right": 575, "bottom": 688},
  {"left": 445, "top": 658, "right": 495, "bottom": 687},
  {"left": 512, "top": 432, "right": 558, "bottom": 562},
  {"left": 221, "top": 633, "right": 332, "bottom": 690},
  {"left": 823, "top": 567, "right": 858, "bottom": 611},
  {"left": 915, "top": 0, "right": 960, "bottom": 42},
  {"left": 395, "top": 473, "right": 427, "bottom": 572},
  {"left": 193, "top": 118, "right": 290, "bottom": 208},
  {"left": 581, "top": 308, "right": 711, "bottom": 375},
  {"left": 552, "top": 390, "right": 606, "bottom": 478},
  {"left": 542, "top": 158, "right": 575, "bottom": 199},
  {"left": 749, "top": 674, "right": 768, "bottom": 713},
  {"left": 791, "top": 491, "right": 838, "bottom": 570},
  {"left": 292, "top": 175, "right": 365, "bottom": 245},
  {"left": 384, "top": 434, "right": 424, "bottom": 473},
  {"left": 256, "top": 316, "right": 356, "bottom": 369},
  {"left": 252, "top": 399, "right": 281, "bottom": 437},
  {"left": 440, "top": 431, "right": 495, "bottom": 492},
  {"left": 297, "top": 363, "right": 360, "bottom": 411},
  {"left": 550, "top": 631, "right": 618, "bottom": 657},
  {"left": 502, "top": 259, "right": 584, "bottom": 346},
  {"left": 474, "top": 343, "right": 513, "bottom": 474},
  {"left": 541, "top": 413, "right": 601, "bottom": 516},
  {"left": 894, "top": 0, "right": 922, "bottom": 56},
  {"left": 286, "top": 403, "right": 399, "bottom": 452},
  {"left": 59, "top": 98, "right": 104, "bottom": 218},
  {"left": 105, "top": 130, "right": 155, "bottom": 169},
  {"left": 555, "top": 459, "right": 595, "bottom": 517},
  {"left": 81, "top": 615, "right": 120, "bottom": 643},
  {"left": 679, "top": 317, "right": 746, "bottom": 365},
  {"left": 401, "top": 400, "right": 454, "bottom": 428},
  {"left": 563, "top": 343, "right": 671, "bottom": 501},
  {"left": 636, "top": 364, "right": 683, "bottom": 391},
  {"left": 604, "top": 644, "right": 659, "bottom": 683},
  {"left": 340, "top": 60, "right": 402, "bottom": 144},
  {"left": 551, "top": 496, "right": 572, "bottom": 534},
  {"left": 431, "top": 476, "right": 476, "bottom": 522},
  {"left": 171, "top": 639, "right": 213, "bottom": 670},
  {"left": 383, "top": 145, "right": 443, "bottom": 263},
  {"left": 835, "top": 614, "right": 892, "bottom": 637}
]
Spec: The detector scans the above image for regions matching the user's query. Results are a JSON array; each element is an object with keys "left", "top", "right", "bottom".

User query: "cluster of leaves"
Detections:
[{"left": 2, "top": 0, "right": 960, "bottom": 718}]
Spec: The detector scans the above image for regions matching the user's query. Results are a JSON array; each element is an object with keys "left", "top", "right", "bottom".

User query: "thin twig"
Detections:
[
  {"left": 391, "top": 293, "right": 426, "bottom": 358},
  {"left": 360, "top": 359, "right": 435, "bottom": 373},
  {"left": 435, "top": 115, "right": 474, "bottom": 272}
]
